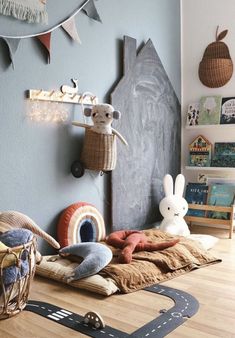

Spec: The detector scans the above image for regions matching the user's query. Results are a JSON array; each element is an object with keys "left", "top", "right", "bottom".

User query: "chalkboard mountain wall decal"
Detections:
[{"left": 111, "top": 36, "right": 181, "bottom": 231}]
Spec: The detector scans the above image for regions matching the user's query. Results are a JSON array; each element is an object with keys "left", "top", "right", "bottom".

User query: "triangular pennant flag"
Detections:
[
  {"left": 83, "top": 0, "right": 102, "bottom": 22},
  {"left": 62, "top": 17, "right": 81, "bottom": 44},
  {"left": 2, "top": 38, "right": 21, "bottom": 69},
  {"left": 36, "top": 32, "right": 51, "bottom": 64}
]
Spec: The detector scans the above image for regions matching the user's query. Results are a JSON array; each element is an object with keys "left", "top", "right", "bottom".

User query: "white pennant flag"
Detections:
[{"left": 62, "top": 17, "right": 81, "bottom": 44}]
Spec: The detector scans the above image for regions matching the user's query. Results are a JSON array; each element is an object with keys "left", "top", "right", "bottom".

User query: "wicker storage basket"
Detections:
[
  {"left": 81, "top": 129, "right": 117, "bottom": 171},
  {"left": 199, "top": 58, "right": 233, "bottom": 88},
  {"left": 0, "top": 237, "right": 37, "bottom": 319},
  {"left": 198, "top": 29, "right": 233, "bottom": 88}
]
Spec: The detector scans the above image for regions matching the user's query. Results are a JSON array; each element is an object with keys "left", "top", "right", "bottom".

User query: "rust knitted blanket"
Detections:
[{"left": 102, "top": 229, "right": 221, "bottom": 293}]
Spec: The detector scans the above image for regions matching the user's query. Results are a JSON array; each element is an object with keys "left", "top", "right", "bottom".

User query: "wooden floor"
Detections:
[{"left": 1, "top": 226, "right": 235, "bottom": 338}]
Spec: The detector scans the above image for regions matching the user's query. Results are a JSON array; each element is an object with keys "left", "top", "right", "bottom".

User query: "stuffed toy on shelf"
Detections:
[{"left": 71, "top": 103, "right": 128, "bottom": 178}]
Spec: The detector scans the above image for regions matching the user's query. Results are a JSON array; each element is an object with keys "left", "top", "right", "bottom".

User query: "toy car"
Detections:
[{"left": 83, "top": 311, "right": 105, "bottom": 329}]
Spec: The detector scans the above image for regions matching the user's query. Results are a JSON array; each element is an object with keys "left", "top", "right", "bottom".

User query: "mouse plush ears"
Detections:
[
  {"left": 199, "top": 26, "right": 233, "bottom": 88},
  {"left": 84, "top": 105, "right": 121, "bottom": 119}
]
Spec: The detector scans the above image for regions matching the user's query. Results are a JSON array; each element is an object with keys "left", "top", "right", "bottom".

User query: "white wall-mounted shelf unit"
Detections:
[
  {"left": 185, "top": 124, "right": 235, "bottom": 130},
  {"left": 185, "top": 166, "right": 235, "bottom": 172}
]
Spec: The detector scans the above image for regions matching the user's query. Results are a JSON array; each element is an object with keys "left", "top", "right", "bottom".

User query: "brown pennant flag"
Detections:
[
  {"left": 36, "top": 32, "right": 51, "bottom": 63},
  {"left": 62, "top": 17, "right": 81, "bottom": 44}
]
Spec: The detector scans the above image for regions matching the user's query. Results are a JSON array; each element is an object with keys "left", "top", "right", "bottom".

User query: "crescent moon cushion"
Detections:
[{"left": 59, "top": 242, "right": 112, "bottom": 282}]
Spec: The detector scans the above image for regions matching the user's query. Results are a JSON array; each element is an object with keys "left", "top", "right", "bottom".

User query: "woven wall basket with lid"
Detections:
[
  {"left": 198, "top": 27, "right": 233, "bottom": 88},
  {"left": 81, "top": 129, "right": 117, "bottom": 171}
]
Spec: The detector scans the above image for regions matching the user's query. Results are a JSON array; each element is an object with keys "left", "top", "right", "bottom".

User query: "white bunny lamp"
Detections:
[{"left": 159, "top": 174, "right": 190, "bottom": 237}]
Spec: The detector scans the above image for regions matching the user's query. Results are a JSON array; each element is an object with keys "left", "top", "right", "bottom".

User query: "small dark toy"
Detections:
[{"left": 83, "top": 311, "right": 105, "bottom": 329}]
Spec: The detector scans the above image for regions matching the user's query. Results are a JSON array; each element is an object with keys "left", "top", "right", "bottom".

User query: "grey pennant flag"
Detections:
[
  {"left": 2, "top": 38, "right": 21, "bottom": 69},
  {"left": 83, "top": 0, "right": 102, "bottom": 22}
]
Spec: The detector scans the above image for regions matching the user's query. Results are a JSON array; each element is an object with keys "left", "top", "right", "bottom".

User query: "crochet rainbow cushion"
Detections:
[{"left": 57, "top": 202, "right": 106, "bottom": 248}]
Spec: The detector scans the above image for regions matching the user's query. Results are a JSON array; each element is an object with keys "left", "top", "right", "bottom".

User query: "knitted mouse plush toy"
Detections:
[
  {"left": 72, "top": 103, "right": 128, "bottom": 145},
  {"left": 84, "top": 104, "right": 120, "bottom": 135},
  {"left": 106, "top": 230, "right": 179, "bottom": 264}
]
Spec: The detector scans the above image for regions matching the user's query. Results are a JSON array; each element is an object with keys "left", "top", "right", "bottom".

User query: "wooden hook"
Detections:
[
  {"left": 49, "top": 90, "right": 55, "bottom": 97},
  {"left": 91, "top": 96, "right": 97, "bottom": 103}
]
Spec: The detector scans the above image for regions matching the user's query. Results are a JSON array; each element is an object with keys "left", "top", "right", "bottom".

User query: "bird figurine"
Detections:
[{"left": 61, "top": 78, "right": 79, "bottom": 95}]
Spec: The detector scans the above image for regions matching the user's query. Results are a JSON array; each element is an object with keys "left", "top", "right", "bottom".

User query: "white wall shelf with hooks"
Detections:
[
  {"left": 27, "top": 79, "right": 99, "bottom": 123},
  {"left": 28, "top": 89, "right": 98, "bottom": 105}
]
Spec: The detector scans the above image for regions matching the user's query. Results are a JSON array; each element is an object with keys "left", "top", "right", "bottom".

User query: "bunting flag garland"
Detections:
[
  {"left": 83, "top": 0, "right": 102, "bottom": 23},
  {"left": 36, "top": 32, "right": 51, "bottom": 63},
  {"left": 62, "top": 17, "right": 81, "bottom": 44},
  {"left": 0, "top": 0, "right": 102, "bottom": 67},
  {"left": 2, "top": 38, "right": 21, "bottom": 68}
]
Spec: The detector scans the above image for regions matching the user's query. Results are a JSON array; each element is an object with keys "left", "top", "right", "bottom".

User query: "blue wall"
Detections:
[{"left": 0, "top": 0, "right": 181, "bottom": 253}]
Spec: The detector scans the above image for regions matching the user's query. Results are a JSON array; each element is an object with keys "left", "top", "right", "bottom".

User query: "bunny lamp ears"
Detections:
[
  {"left": 163, "top": 174, "right": 174, "bottom": 197},
  {"left": 163, "top": 174, "right": 185, "bottom": 197}
]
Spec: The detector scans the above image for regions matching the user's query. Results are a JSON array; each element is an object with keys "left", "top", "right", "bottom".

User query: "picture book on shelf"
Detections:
[
  {"left": 214, "top": 142, "right": 235, "bottom": 156},
  {"left": 220, "top": 97, "right": 235, "bottom": 124},
  {"left": 212, "top": 156, "right": 235, "bottom": 167},
  {"left": 211, "top": 142, "right": 235, "bottom": 167},
  {"left": 207, "top": 177, "right": 235, "bottom": 186},
  {"left": 186, "top": 102, "right": 200, "bottom": 126},
  {"left": 185, "top": 183, "right": 209, "bottom": 217},
  {"left": 198, "top": 95, "right": 222, "bottom": 125},
  {"left": 188, "top": 135, "right": 212, "bottom": 167},
  {"left": 207, "top": 184, "right": 235, "bottom": 220}
]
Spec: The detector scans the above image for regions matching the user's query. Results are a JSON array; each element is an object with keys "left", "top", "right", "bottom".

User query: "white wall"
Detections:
[{"left": 181, "top": 0, "right": 235, "bottom": 182}]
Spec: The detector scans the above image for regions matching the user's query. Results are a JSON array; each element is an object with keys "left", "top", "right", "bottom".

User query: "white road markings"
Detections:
[
  {"left": 60, "top": 309, "right": 72, "bottom": 315},
  {"left": 47, "top": 314, "right": 60, "bottom": 321},
  {"left": 51, "top": 313, "right": 64, "bottom": 319},
  {"left": 142, "top": 286, "right": 190, "bottom": 337},
  {"left": 56, "top": 311, "right": 69, "bottom": 317},
  {"left": 41, "top": 304, "right": 121, "bottom": 338}
]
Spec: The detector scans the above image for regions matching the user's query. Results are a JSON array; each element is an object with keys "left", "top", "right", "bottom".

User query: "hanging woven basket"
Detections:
[
  {"left": 81, "top": 129, "right": 117, "bottom": 171},
  {"left": 198, "top": 27, "right": 233, "bottom": 88}
]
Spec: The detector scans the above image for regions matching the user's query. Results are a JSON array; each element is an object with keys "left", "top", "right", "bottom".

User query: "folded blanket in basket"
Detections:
[{"left": 0, "top": 228, "right": 33, "bottom": 287}]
